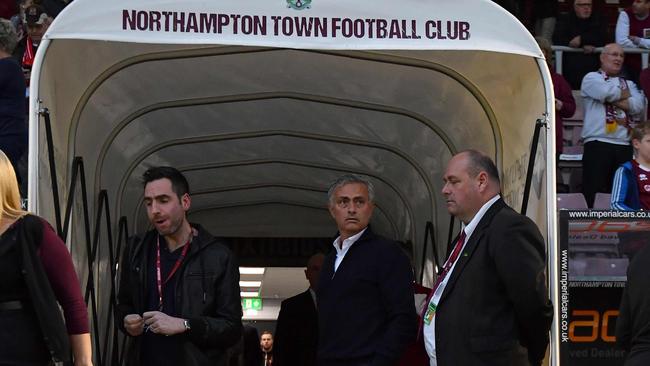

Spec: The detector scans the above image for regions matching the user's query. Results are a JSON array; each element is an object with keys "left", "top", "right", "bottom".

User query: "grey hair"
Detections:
[
  {"left": 327, "top": 174, "right": 375, "bottom": 203},
  {"left": 0, "top": 18, "right": 18, "bottom": 54}
]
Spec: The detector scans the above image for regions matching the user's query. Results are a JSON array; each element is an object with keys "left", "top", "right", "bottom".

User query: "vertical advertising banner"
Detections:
[{"left": 558, "top": 210, "right": 650, "bottom": 365}]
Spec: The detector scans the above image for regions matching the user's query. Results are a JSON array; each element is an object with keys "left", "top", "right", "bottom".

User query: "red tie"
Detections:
[{"left": 431, "top": 230, "right": 466, "bottom": 293}]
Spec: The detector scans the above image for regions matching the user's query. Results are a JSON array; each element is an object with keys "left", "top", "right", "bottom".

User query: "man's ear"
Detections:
[
  {"left": 181, "top": 193, "right": 191, "bottom": 211},
  {"left": 477, "top": 171, "right": 489, "bottom": 192}
]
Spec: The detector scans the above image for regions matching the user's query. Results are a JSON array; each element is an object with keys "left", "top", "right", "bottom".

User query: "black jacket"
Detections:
[
  {"left": 18, "top": 215, "right": 71, "bottom": 362},
  {"left": 552, "top": 11, "right": 608, "bottom": 89},
  {"left": 317, "top": 228, "right": 417, "bottom": 366},
  {"left": 434, "top": 198, "right": 553, "bottom": 366},
  {"left": 116, "top": 224, "right": 242, "bottom": 366},
  {"left": 274, "top": 289, "right": 318, "bottom": 366},
  {"left": 617, "top": 244, "right": 650, "bottom": 366}
]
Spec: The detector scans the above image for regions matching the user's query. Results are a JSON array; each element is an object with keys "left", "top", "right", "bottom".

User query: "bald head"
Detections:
[
  {"left": 442, "top": 150, "right": 500, "bottom": 224},
  {"left": 305, "top": 253, "right": 325, "bottom": 291},
  {"left": 600, "top": 43, "right": 624, "bottom": 76}
]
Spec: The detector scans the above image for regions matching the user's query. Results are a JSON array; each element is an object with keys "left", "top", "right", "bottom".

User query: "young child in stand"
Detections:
[{"left": 611, "top": 121, "right": 650, "bottom": 210}]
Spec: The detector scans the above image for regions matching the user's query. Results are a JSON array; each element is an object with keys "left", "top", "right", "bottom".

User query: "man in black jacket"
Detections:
[
  {"left": 274, "top": 253, "right": 324, "bottom": 366},
  {"left": 616, "top": 243, "right": 650, "bottom": 365},
  {"left": 422, "top": 150, "right": 553, "bottom": 366},
  {"left": 552, "top": 0, "right": 607, "bottom": 89},
  {"left": 317, "top": 174, "right": 417, "bottom": 366},
  {"left": 116, "top": 166, "right": 242, "bottom": 366}
]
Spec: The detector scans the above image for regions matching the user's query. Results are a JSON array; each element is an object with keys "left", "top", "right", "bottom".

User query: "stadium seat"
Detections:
[
  {"left": 593, "top": 193, "right": 612, "bottom": 210},
  {"left": 583, "top": 257, "right": 629, "bottom": 277},
  {"left": 557, "top": 193, "right": 588, "bottom": 209}
]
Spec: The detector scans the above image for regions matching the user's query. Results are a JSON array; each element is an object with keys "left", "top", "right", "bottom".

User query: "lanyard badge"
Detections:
[{"left": 155, "top": 235, "right": 191, "bottom": 311}]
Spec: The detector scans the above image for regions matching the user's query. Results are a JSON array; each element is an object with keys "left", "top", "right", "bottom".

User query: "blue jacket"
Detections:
[
  {"left": 317, "top": 228, "right": 417, "bottom": 366},
  {"left": 611, "top": 161, "right": 642, "bottom": 210}
]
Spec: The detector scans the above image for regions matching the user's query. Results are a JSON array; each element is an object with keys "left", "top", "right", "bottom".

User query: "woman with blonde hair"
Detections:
[{"left": 0, "top": 150, "right": 93, "bottom": 366}]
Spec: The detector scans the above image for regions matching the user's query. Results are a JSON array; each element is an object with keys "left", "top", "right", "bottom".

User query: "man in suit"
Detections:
[
  {"left": 274, "top": 253, "right": 325, "bottom": 366},
  {"left": 317, "top": 174, "right": 417, "bottom": 366},
  {"left": 616, "top": 243, "right": 650, "bottom": 366},
  {"left": 422, "top": 150, "right": 553, "bottom": 366}
]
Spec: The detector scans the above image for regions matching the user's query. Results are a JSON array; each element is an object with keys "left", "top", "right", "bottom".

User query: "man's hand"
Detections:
[
  {"left": 620, "top": 87, "right": 631, "bottom": 100},
  {"left": 555, "top": 98, "right": 564, "bottom": 111},
  {"left": 583, "top": 45, "right": 595, "bottom": 54},
  {"left": 124, "top": 314, "right": 144, "bottom": 336},
  {"left": 143, "top": 311, "right": 186, "bottom": 336},
  {"left": 630, "top": 36, "right": 641, "bottom": 46},
  {"left": 569, "top": 35, "right": 581, "bottom": 48}
]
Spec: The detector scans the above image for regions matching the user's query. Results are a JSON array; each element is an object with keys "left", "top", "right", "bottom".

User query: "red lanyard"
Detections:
[
  {"left": 431, "top": 230, "right": 466, "bottom": 293},
  {"left": 156, "top": 235, "right": 191, "bottom": 311}
]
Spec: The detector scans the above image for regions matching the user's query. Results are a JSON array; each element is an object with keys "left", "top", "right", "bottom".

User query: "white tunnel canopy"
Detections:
[{"left": 28, "top": 0, "right": 554, "bottom": 288}]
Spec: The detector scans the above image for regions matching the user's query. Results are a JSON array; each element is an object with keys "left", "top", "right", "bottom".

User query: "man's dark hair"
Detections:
[
  {"left": 142, "top": 166, "right": 190, "bottom": 198},
  {"left": 462, "top": 149, "right": 501, "bottom": 186},
  {"left": 261, "top": 330, "right": 273, "bottom": 337}
]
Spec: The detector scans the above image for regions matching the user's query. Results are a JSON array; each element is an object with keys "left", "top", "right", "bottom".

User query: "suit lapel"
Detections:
[
  {"left": 439, "top": 199, "right": 505, "bottom": 304},
  {"left": 301, "top": 290, "right": 317, "bottom": 316}
]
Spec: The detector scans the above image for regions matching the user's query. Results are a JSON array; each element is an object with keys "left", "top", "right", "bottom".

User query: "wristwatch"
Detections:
[{"left": 183, "top": 319, "right": 191, "bottom": 332}]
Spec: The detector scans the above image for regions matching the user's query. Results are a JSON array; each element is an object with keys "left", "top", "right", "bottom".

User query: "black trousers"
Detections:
[{"left": 582, "top": 140, "right": 633, "bottom": 207}]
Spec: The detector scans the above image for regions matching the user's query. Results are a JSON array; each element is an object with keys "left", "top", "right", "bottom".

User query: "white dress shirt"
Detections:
[
  {"left": 423, "top": 195, "right": 500, "bottom": 366},
  {"left": 332, "top": 227, "right": 367, "bottom": 272}
]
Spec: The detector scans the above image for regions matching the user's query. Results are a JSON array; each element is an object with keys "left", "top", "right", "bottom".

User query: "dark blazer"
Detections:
[
  {"left": 432, "top": 198, "right": 553, "bottom": 366},
  {"left": 274, "top": 290, "right": 318, "bottom": 366},
  {"left": 616, "top": 244, "right": 650, "bottom": 366},
  {"left": 317, "top": 227, "right": 417, "bottom": 366}
]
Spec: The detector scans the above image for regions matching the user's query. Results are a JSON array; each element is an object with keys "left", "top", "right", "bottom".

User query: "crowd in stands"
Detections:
[
  {"left": 497, "top": 0, "right": 650, "bottom": 211},
  {"left": 0, "top": 0, "right": 69, "bottom": 195}
]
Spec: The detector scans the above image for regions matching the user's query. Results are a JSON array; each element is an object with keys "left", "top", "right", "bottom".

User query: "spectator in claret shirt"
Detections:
[
  {"left": 615, "top": 0, "right": 650, "bottom": 82},
  {"left": 611, "top": 122, "right": 650, "bottom": 210},
  {"left": 553, "top": 0, "right": 607, "bottom": 89},
  {"left": 537, "top": 37, "right": 576, "bottom": 157}
]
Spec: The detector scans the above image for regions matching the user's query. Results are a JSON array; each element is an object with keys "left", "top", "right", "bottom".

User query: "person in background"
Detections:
[
  {"left": 274, "top": 253, "right": 324, "bottom": 366},
  {"left": 0, "top": 0, "right": 18, "bottom": 21},
  {"left": 552, "top": 0, "right": 607, "bottom": 89},
  {"left": 533, "top": 0, "right": 558, "bottom": 41},
  {"left": 615, "top": 0, "right": 650, "bottom": 81},
  {"left": 13, "top": 4, "right": 51, "bottom": 85},
  {"left": 10, "top": 0, "right": 32, "bottom": 42},
  {"left": 260, "top": 331, "right": 274, "bottom": 366},
  {"left": 0, "top": 18, "right": 27, "bottom": 185},
  {"left": 244, "top": 325, "right": 264, "bottom": 366},
  {"left": 0, "top": 149, "right": 93, "bottom": 366},
  {"left": 580, "top": 43, "right": 644, "bottom": 207},
  {"left": 536, "top": 36, "right": 576, "bottom": 157},
  {"left": 611, "top": 122, "right": 650, "bottom": 210}
]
